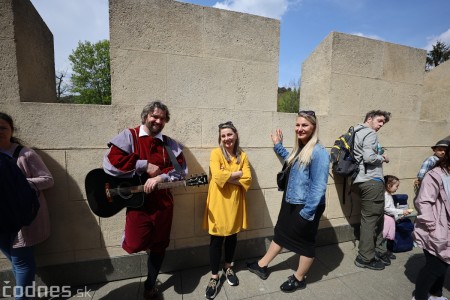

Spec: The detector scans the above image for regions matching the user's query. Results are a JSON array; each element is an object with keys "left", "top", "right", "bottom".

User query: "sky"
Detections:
[{"left": 29, "top": 0, "right": 450, "bottom": 87}]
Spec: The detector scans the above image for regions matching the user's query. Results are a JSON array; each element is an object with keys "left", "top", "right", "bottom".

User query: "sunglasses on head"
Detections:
[
  {"left": 218, "top": 121, "right": 234, "bottom": 128},
  {"left": 298, "top": 110, "right": 315, "bottom": 117}
]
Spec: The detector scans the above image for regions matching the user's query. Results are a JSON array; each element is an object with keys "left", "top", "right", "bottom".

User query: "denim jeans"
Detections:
[
  {"left": 0, "top": 232, "right": 35, "bottom": 300},
  {"left": 354, "top": 180, "right": 386, "bottom": 262}
]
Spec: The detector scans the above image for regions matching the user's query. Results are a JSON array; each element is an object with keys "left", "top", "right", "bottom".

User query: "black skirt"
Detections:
[{"left": 273, "top": 199, "right": 325, "bottom": 258}]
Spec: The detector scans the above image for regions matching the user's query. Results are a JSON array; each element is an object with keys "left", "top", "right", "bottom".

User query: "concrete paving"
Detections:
[{"left": 5, "top": 241, "right": 450, "bottom": 299}]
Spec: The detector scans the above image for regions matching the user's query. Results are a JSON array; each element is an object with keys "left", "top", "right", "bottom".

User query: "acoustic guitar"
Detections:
[{"left": 85, "top": 168, "right": 208, "bottom": 218}]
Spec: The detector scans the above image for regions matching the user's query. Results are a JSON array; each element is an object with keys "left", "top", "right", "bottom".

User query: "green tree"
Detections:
[
  {"left": 69, "top": 40, "right": 111, "bottom": 104},
  {"left": 426, "top": 40, "right": 450, "bottom": 71},
  {"left": 277, "top": 80, "right": 300, "bottom": 113}
]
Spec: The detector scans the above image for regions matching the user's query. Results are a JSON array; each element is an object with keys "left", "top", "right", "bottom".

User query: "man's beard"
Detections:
[{"left": 146, "top": 123, "right": 163, "bottom": 135}]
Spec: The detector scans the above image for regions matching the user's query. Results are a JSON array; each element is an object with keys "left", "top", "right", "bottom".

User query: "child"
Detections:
[
  {"left": 383, "top": 175, "right": 412, "bottom": 259},
  {"left": 414, "top": 139, "right": 450, "bottom": 193}
]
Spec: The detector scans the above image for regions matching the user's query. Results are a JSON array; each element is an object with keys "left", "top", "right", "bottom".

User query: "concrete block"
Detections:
[
  {"left": 110, "top": 49, "right": 167, "bottom": 106},
  {"left": 182, "top": 148, "right": 210, "bottom": 178},
  {"left": 172, "top": 194, "right": 196, "bottom": 239},
  {"left": 203, "top": 6, "right": 279, "bottom": 63},
  {"left": 35, "top": 251, "right": 75, "bottom": 267},
  {"left": 0, "top": 0, "right": 14, "bottom": 39},
  {"left": 381, "top": 43, "right": 426, "bottom": 84},
  {"left": 39, "top": 201, "right": 101, "bottom": 255},
  {"left": 271, "top": 112, "right": 298, "bottom": 148},
  {"left": 100, "top": 211, "right": 126, "bottom": 247},
  {"left": 301, "top": 33, "right": 332, "bottom": 116},
  {"left": 110, "top": 0, "right": 203, "bottom": 56},
  {"left": 194, "top": 192, "right": 208, "bottom": 236},
  {"left": 262, "top": 189, "right": 282, "bottom": 228},
  {"left": 200, "top": 109, "right": 274, "bottom": 148},
  {"left": 0, "top": 40, "right": 19, "bottom": 103},
  {"left": 421, "top": 90, "right": 450, "bottom": 122},
  {"left": 66, "top": 149, "right": 105, "bottom": 201},
  {"left": 244, "top": 148, "right": 280, "bottom": 189},
  {"left": 331, "top": 32, "right": 384, "bottom": 79},
  {"left": 167, "top": 56, "right": 277, "bottom": 112},
  {"left": 13, "top": 0, "right": 56, "bottom": 103},
  {"left": 423, "top": 60, "right": 450, "bottom": 93},
  {"left": 245, "top": 189, "right": 268, "bottom": 230},
  {"left": 327, "top": 183, "right": 350, "bottom": 219},
  {"left": 11, "top": 103, "right": 118, "bottom": 149}
]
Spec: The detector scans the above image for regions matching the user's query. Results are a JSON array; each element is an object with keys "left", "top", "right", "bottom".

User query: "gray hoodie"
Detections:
[{"left": 352, "top": 124, "right": 385, "bottom": 183}]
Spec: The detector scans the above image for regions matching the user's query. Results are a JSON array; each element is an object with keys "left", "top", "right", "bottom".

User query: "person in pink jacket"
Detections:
[
  {"left": 0, "top": 112, "right": 54, "bottom": 300},
  {"left": 412, "top": 146, "right": 450, "bottom": 300}
]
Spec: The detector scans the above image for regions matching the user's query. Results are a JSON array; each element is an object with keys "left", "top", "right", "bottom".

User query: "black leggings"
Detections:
[
  {"left": 414, "top": 250, "right": 449, "bottom": 300},
  {"left": 209, "top": 234, "right": 237, "bottom": 275}
]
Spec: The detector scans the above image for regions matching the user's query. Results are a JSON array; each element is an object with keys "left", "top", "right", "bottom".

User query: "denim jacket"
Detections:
[{"left": 274, "top": 142, "right": 330, "bottom": 221}]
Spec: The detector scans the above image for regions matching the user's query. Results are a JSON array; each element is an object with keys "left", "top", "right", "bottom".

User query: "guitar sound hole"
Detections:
[{"left": 117, "top": 182, "right": 133, "bottom": 199}]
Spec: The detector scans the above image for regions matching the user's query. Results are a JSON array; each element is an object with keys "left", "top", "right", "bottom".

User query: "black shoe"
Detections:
[
  {"left": 247, "top": 261, "right": 269, "bottom": 280},
  {"left": 354, "top": 255, "right": 385, "bottom": 270},
  {"left": 387, "top": 252, "right": 396, "bottom": 260},
  {"left": 205, "top": 278, "right": 219, "bottom": 299},
  {"left": 143, "top": 287, "right": 159, "bottom": 299},
  {"left": 223, "top": 267, "right": 239, "bottom": 286},
  {"left": 375, "top": 252, "right": 391, "bottom": 266},
  {"left": 280, "top": 274, "right": 306, "bottom": 293}
]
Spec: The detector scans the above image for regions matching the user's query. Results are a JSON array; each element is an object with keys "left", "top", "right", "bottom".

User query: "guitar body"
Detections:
[
  {"left": 85, "top": 168, "right": 208, "bottom": 218},
  {"left": 85, "top": 168, "right": 145, "bottom": 218}
]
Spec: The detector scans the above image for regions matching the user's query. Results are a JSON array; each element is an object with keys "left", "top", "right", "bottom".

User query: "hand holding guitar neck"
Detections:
[{"left": 144, "top": 175, "right": 164, "bottom": 193}]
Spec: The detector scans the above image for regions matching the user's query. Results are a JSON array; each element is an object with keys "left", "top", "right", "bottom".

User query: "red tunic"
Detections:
[{"left": 105, "top": 125, "right": 186, "bottom": 253}]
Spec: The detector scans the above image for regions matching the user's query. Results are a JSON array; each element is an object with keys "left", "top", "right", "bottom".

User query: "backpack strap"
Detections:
[{"left": 12, "top": 145, "right": 24, "bottom": 159}]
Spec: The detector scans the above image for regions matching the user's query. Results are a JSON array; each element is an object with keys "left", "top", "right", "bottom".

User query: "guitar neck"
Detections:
[
  {"left": 157, "top": 180, "right": 186, "bottom": 190},
  {"left": 107, "top": 178, "right": 197, "bottom": 198}
]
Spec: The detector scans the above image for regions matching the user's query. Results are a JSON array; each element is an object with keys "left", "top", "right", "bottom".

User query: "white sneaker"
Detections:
[{"left": 428, "top": 296, "right": 448, "bottom": 300}]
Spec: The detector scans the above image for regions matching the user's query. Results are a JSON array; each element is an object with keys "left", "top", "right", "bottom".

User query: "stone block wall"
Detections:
[{"left": 1, "top": 0, "right": 450, "bottom": 287}]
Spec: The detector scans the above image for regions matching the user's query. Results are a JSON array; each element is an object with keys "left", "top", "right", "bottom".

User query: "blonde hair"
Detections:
[{"left": 286, "top": 111, "right": 319, "bottom": 167}]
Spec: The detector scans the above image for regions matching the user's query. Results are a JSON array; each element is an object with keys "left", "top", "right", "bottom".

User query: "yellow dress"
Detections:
[{"left": 203, "top": 147, "right": 252, "bottom": 236}]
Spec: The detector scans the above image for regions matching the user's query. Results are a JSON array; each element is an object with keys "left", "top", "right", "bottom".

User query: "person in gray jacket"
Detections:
[{"left": 352, "top": 110, "right": 391, "bottom": 270}]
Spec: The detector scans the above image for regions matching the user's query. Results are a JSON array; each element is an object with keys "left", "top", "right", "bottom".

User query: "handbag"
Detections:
[{"left": 276, "top": 162, "right": 291, "bottom": 191}]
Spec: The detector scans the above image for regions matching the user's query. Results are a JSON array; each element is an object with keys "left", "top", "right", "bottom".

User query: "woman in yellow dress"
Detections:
[{"left": 203, "top": 121, "right": 252, "bottom": 299}]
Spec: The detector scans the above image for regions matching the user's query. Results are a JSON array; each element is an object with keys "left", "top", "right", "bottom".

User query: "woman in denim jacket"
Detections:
[{"left": 247, "top": 110, "right": 329, "bottom": 293}]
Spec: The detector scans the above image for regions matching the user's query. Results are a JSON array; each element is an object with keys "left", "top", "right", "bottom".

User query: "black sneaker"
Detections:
[
  {"left": 223, "top": 267, "right": 239, "bottom": 286},
  {"left": 354, "top": 255, "right": 385, "bottom": 270},
  {"left": 387, "top": 252, "right": 396, "bottom": 260},
  {"left": 247, "top": 261, "right": 269, "bottom": 280},
  {"left": 280, "top": 274, "right": 306, "bottom": 293},
  {"left": 375, "top": 252, "right": 391, "bottom": 266},
  {"left": 143, "top": 287, "right": 159, "bottom": 299},
  {"left": 205, "top": 278, "right": 219, "bottom": 299}
]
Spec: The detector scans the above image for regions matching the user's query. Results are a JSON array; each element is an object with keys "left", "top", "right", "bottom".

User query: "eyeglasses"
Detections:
[
  {"left": 218, "top": 121, "right": 234, "bottom": 128},
  {"left": 298, "top": 110, "right": 315, "bottom": 117}
]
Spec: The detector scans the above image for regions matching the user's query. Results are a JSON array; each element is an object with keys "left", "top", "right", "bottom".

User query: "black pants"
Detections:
[
  {"left": 209, "top": 234, "right": 237, "bottom": 275},
  {"left": 145, "top": 250, "right": 165, "bottom": 290},
  {"left": 414, "top": 250, "right": 449, "bottom": 300}
]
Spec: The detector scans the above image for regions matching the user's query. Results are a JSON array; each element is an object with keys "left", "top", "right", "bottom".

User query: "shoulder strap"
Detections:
[
  {"left": 13, "top": 145, "right": 24, "bottom": 159},
  {"left": 163, "top": 137, "right": 183, "bottom": 174}
]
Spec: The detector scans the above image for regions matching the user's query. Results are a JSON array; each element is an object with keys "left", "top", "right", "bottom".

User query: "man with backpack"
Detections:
[{"left": 352, "top": 110, "right": 391, "bottom": 271}]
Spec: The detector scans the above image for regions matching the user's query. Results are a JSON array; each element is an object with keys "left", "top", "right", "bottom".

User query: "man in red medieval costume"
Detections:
[{"left": 103, "top": 101, "right": 187, "bottom": 299}]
